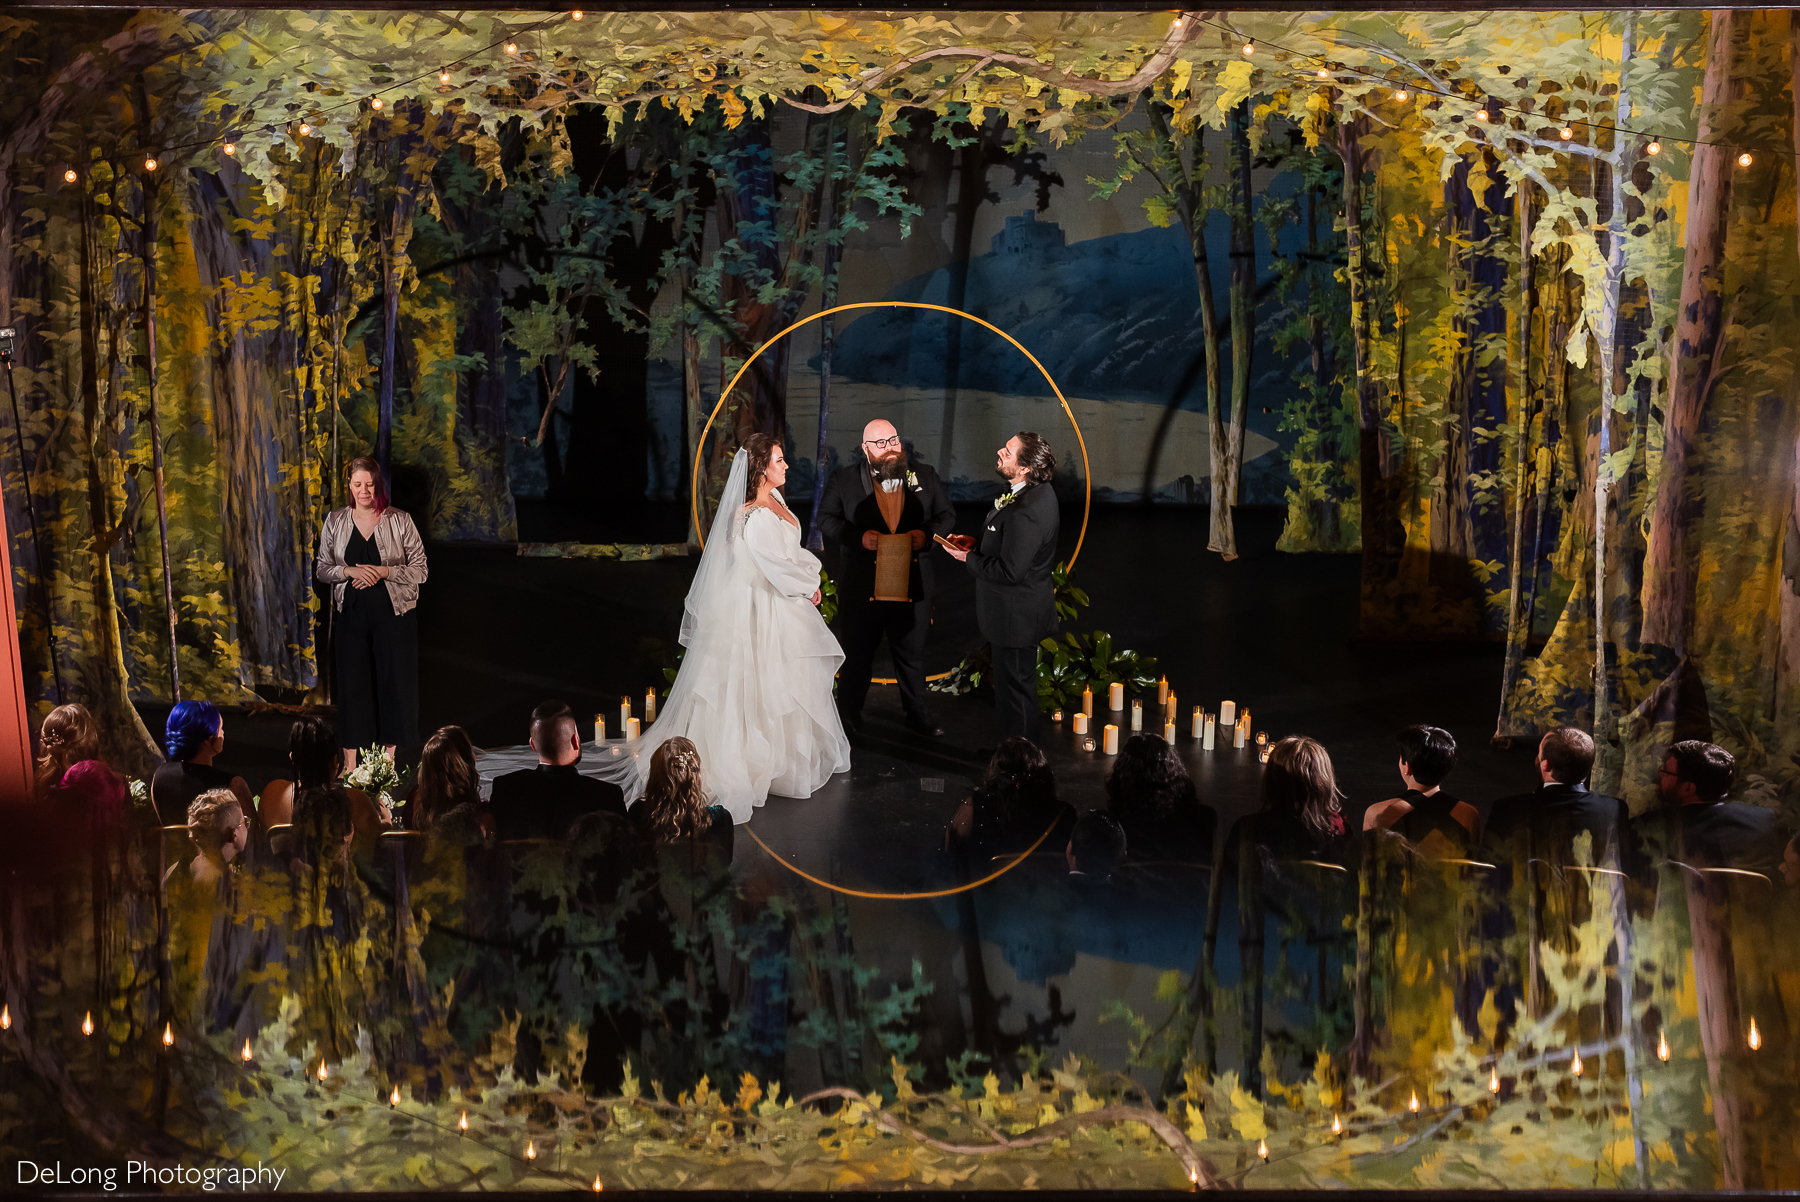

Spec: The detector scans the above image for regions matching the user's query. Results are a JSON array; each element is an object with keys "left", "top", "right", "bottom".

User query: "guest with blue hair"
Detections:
[{"left": 150, "top": 701, "right": 252, "bottom": 826}]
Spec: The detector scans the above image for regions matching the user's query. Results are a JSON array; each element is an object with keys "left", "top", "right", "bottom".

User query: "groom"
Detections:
[
  {"left": 817, "top": 420, "right": 957, "bottom": 736},
  {"left": 942, "top": 432, "right": 1060, "bottom": 744}
]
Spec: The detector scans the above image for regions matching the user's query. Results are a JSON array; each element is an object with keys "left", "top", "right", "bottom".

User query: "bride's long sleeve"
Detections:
[{"left": 743, "top": 510, "right": 821, "bottom": 598}]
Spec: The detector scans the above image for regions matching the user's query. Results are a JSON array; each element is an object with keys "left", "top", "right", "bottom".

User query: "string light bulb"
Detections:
[
  {"left": 241, "top": 1039, "right": 253, "bottom": 1062},
  {"left": 1188, "top": 1167, "right": 1199, "bottom": 1186},
  {"left": 1747, "top": 1018, "right": 1761, "bottom": 1051},
  {"left": 1488, "top": 1067, "right": 1500, "bottom": 1094},
  {"left": 82, "top": 1012, "right": 93, "bottom": 1036},
  {"left": 571, "top": 8, "right": 584, "bottom": 18},
  {"left": 298, "top": 123, "right": 311, "bottom": 137},
  {"left": 525, "top": 1140, "right": 537, "bottom": 1161},
  {"left": 505, "top": 41, "right": 519, "bottom": 54},
  {"left": 1570, "top": 1048, "right": 1583, "bottom": 1077},
  {"left": 1475, "top": 108, "right": 1489, "bottom": 121},
  {"left": 144, "top": 157, "right": 158, "bottom": 172},
  {"left": 1256, "top": 1138, "right": 1268, "bottom": 1160},
  {"left": 1560, "top": 126, "right": 1575, "bottom": 140},
  {"left": 440, "top": 70, "right": 451, "bottom": 83},
  {"left": 1317, "top": 66, "right": 1330, "bottom": 79},
  {"left": 317, "top": 1060, "right": 328, "bottom": 1082},
  {"left": 1394, "top": 89, "right": 1409, "bottom": 102},
  {"left": 1738, "top": 152, "right": 1753, "bottom": 168},
  {"left": 370, "top": 97, "right": 383, "bottom": 110},
  {"left": 1408, "top": 1091, "right": 1419, "bottom": 1113},
  {"left": 1646, "top": 140, "right": 1662, "bottom": 156},
  {"left": 1331, "top": 1113, "right": 1342, "bottom": 1135},
  {"left": 459, "top": 1111, "right": 469, "bottom": 1132},
  {"left": 222, "top": 143, "right": 236, "bottom": 156},
  {"left": 63, "top": 169, "right": 77, "bottom": 183},
  {"left": 162, "top": 1023, "right": 174, "bottom": 1047},
  {"left": 1242, "top": 40, "right": 1255, "bottom": 56},
  {"left": 1657, "top": 1029, "right": 1670, "bottom": 1061}
]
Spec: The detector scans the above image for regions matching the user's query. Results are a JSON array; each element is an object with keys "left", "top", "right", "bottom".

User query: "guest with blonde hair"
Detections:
[
  {"left": 178, "top": 789, "right": 249, "bottom": 886},
  {"left": 35, "top": 703, "right": 126, "bottom": 829}
]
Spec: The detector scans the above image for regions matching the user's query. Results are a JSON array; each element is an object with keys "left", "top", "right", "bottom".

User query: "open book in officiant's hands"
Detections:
[{"left": 934, "top": 534, "right": 977, "bottom": 552}]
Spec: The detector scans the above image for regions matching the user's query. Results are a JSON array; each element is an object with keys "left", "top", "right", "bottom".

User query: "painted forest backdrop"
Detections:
[{"left": 1, "top": 8, "right": 1798, "bottom": 813}]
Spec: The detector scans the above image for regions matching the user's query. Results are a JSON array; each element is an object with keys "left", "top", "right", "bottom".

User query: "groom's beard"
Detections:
[{"left": 871, "top": 450, "right": 909, "bottom": 483}]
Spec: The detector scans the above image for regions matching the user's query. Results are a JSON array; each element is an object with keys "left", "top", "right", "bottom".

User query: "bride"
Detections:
[{"left": 607, "top": 434, "right": 850, "bottom": 822}]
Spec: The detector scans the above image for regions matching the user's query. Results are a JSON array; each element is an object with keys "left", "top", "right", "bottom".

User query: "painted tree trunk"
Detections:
[
  {"left": 139, "top": 178, "right": 181, "bottom": 703},
  {"left": 1209, "top": 102, "right": 1253, "bottom": 560},
  {"left": 807, "top": 120, "right": 840, "bottom": 552},
  {"left": 1641, "top": 10, "right": 1736, "bottom": 654},
  {"left": 1498, "top": 183, "right": 1538, "bottom": 734}
]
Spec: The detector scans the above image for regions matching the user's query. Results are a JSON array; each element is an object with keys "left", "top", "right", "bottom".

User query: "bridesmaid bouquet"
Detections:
[{"left": 346, "top": 746, "right": 409, "bottom": 818}]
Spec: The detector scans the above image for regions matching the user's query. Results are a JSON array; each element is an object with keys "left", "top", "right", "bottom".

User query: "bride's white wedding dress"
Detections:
[{"left": 599, "top": 448, "right": 850, "bottom": 822}]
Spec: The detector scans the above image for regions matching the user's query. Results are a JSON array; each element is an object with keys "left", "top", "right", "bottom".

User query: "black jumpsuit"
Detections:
[{"left": 334, "top": 527, "right": 419, "bottom": 749}]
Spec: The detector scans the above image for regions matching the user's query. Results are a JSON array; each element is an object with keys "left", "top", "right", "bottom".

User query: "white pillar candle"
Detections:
[
  {"left": 1191, "top": 706, "right": 1204, "bottom": 738},
  {"left": 1219, "top": 700, "right": 1237, "bottom": 726},
  {"left": 1234, "top": 719, "right": 1246, "bottom": 749},
  {"left": 1130, "top": 700, "right": 1143, "bottom": 731},
  {"left": 1203, "top": 716, "right": 1216, "bottom": 751},
  {"left": 1102, "top": 724, "right": 1119, "bottom": 755},
  {"left": 1081, "top": 686, "right": 1093, "bottom": 719},
  {"left": 626, "top": 717, "right": 641, "bottom": 740},
  {"left": 593, "top": 715, "right": 606, "bottom": 745},
  {"left": 1165, "top": 693, "right": 1177, "bottom": 725},
  {"left": 645, "top": 689, "right": 657, "bottom": 723},
  {"left": 1072, "top": 712, "right": 1089, "bottom": 735},
  {"left": 1108, "top": 682, "right": 1124, "bottom": 710},
  {"left": 1163, "top": 720, "right": 1177, "bottom": 744},
  {"left": 1157, "top": 676, "right": 1169, "bottom": 704},
  {"left": 620, "top": 697, "right": 632, "bottom": 730}
]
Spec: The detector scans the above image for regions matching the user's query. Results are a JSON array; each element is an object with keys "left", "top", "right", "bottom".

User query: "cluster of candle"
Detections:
[
  {"left": 595, "top": 690, "right": 661, "bottom": 745},
  {"left": 1063, "top": 676, "right": 1267, "bottom": 759}
]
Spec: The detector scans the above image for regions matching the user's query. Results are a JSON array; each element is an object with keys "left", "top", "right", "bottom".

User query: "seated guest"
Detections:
[
  {"left": 946, "top": 737, "right": 1076, "bottom": 862},
  {"left": 1631, "top": 741, "right": 1790, "bottom": 872},
  {"left": 174, "top": 788, "right": 249, "bottom": 887},
  {"left": 1222, "top": 735, "right": 1350, "bottom": 873},
  {"left": 410, "top": 725, "right": 491, "bottom": 842},
  {"left": 628, "top": 737, "right": 732, "bottom": 859},
  {"left": 152, "top": 701, "right": 253, "bottom": 826},
  {"left": 35, "top": 703, "right": 126, "bottom": 829},
  {"left": 1483, "top": 726, "right": 1627, "bottom": 870},
  {"left": 1104, "top": 734, "right": 1216, "bottom": 865},
  {"left": 260, "top": 717, "right": 386, "bottom": 844},
  {"left": 1362, "top": 725, "right": 1479, "bottom": 857},
  {"left": 488, "top": 700, "right": 626, "bottom": 841},
  {"left": 291, "top": 783, "right": 356, "bottom": 872},
  {"left": 1066, "top": 809, "right": 1127, "bottom": 881}
]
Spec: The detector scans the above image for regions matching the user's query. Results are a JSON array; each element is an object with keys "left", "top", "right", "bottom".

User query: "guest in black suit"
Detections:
[
  {"left": 487, "top": 700, "right": 626, "bottom": 841},
  {"left": 815, "top": 420, "right": 956, "bottom": 735},
  {"left": 1630, "top": 740, "right": 1790, "bottom": 872},
  {"left": 941, "top": 432, "right": 1060, "bottom": 744},
  {"left": 1483, "top": 726, "right": 1628, "bottom": 870}
]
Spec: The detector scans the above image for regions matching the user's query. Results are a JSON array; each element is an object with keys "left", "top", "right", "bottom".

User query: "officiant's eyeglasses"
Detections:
[{"left": 863, "top": 436, "right": 901, "bottom": 450}]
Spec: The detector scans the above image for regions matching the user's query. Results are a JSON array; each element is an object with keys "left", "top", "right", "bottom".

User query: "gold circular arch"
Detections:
[{"left": 690, "top": 301, "right": 1091, "bottom": 570}]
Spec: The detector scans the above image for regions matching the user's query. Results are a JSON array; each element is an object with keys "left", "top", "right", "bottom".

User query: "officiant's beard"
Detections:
[{"left": 871, "top": 448, "right": 909, "bottom": 483}]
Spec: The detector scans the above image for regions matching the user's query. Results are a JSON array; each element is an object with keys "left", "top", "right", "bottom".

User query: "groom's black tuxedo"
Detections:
[
  {"left": 816, "top": 460, "right": 956, "bottom": 728},
  {"left": 966, "top": 480, "right": 1060, "bottom": 743}
]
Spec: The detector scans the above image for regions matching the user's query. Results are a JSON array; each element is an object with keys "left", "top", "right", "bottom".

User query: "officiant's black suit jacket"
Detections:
[
  {"left": 816, "top": 461, "right": 956, "bottom": 603},
  {"left": 968, "top": 481, "right": 1060, "bottom": 649}
]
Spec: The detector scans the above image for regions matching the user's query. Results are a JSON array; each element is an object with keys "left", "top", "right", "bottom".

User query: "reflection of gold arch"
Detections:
[{"left": 690, "top": 302, "right": 1090, "bottom": 570}]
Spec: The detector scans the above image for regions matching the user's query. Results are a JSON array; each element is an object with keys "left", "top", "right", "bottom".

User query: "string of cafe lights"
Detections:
[
  {"left": 54, "top": 11, "right": 585, "bottom": 184},
  {"left": 1200, "top": 12, "right": 1787, "bottom": 170}
]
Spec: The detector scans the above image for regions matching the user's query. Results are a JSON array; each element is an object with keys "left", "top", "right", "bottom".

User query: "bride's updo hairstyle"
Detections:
[
  {"left": 640, "top": 737, "right": 711, "bottom": 841},
  {"left": 741, "top": 433, "right": 780, "bottom": 496}
]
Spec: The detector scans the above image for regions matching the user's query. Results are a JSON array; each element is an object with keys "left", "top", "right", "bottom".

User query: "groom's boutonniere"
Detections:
[
  {"left": 994, "top": 490, "right": 1019, "bottom": 511},
  {"left": 905, "top": 471, "right": 920, "bottom": 491}
]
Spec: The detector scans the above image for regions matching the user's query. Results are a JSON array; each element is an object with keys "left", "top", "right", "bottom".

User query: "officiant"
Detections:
[{"left": 817, "top": 420, "right": 956, "bottom": 737}]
